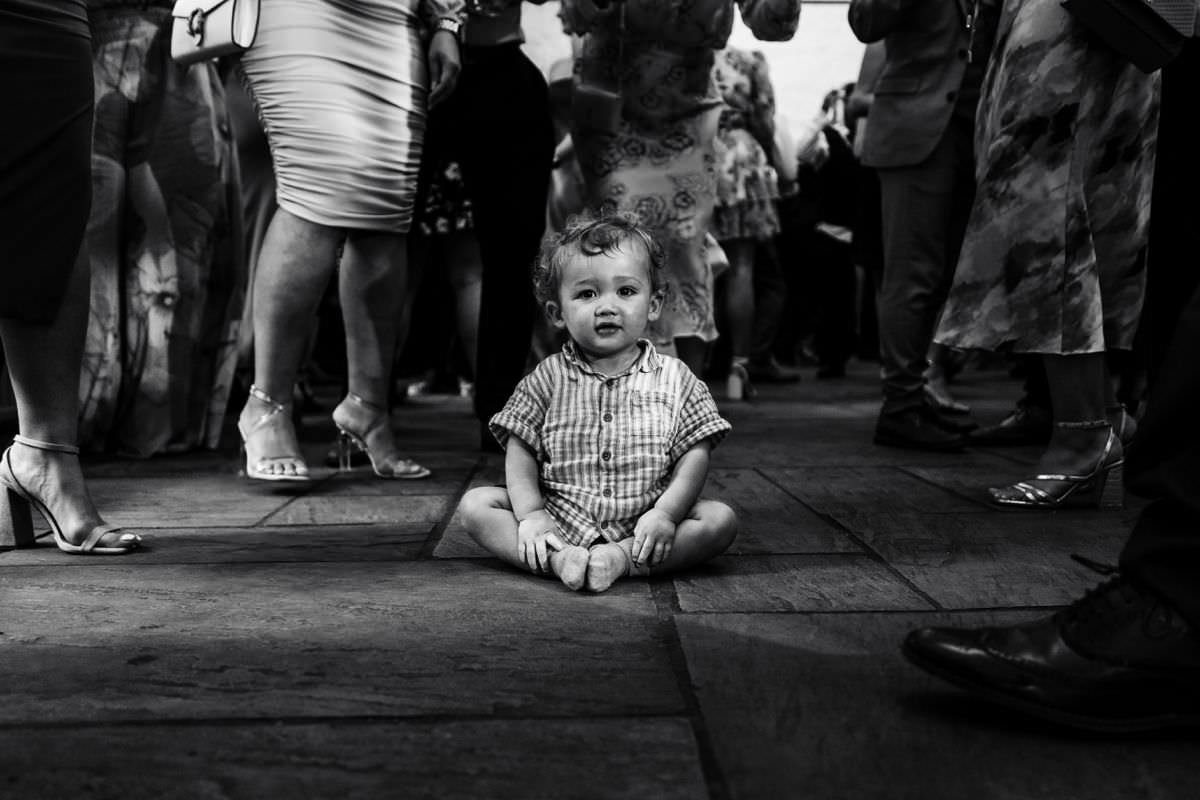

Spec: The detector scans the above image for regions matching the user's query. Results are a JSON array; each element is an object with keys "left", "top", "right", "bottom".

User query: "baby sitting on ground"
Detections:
[{"left": 457, "top": 214, "right": 737, "bottom": 591}]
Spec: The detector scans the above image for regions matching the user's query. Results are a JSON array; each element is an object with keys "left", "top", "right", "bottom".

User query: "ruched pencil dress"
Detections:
[{"left": 239, "top": 0, "right": 466, "bottom": 233}]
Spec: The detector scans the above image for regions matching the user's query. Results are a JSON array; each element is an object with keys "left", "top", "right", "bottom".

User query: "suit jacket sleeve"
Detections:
[{"left": 848, "top": 0, "right": 916, "bottom": 43}]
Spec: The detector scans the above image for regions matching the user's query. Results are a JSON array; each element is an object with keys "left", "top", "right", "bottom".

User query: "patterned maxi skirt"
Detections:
[
  {"left": 80, "top": 7, "right": 245, "bottom": 456},
  {"left": 934, "top": 0, "right": 1159, "bottom": 355}
]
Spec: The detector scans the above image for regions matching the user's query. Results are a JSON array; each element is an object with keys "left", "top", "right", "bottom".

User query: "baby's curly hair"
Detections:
[{"left": 532, "top": 212, "right": 668, "bottom": 307}]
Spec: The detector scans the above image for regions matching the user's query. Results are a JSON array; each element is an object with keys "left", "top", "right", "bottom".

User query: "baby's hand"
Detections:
[
  {"left": 517, "top": 511, "right": 564, "bottom": 575},
  {"left": 632, "top": 508, "right": 677, "bottom": 567}
]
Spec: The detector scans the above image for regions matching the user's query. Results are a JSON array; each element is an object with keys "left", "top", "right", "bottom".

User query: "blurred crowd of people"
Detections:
[{"left": 3, "top": 0, "right": 1199, "bottom": 729}]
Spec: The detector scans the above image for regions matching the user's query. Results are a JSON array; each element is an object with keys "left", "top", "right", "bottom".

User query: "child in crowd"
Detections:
[{"left": 458, "top": 215, "right": 738, "bottom": 592}]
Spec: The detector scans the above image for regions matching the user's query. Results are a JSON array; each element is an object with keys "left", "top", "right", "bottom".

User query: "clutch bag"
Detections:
[
  {"left": 1061, "top": 0, "right": 1195, "bottom": 73},
  {"left": 171, "top": 0, "right": 260, "bottom": 66}
]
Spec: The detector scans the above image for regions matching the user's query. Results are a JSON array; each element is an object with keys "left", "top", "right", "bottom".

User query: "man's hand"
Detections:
[
  {"left": 427, "top": 31, "right": 461, "bottom": 109},
  {"left": 517, "top": 510, "right": 564, "bottom": 574},
  {"left": 632, "top": 507, "right": 677, "bottom": 567}
]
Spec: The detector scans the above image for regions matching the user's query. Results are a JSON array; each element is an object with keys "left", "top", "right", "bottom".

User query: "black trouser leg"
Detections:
[
  {"left": 444, "top": 46, "right": 555, "bottom": 425},
  {"left": 1118, "top": 41, "right": 1200, "bottom": 628},
  {"left": 1120, "top": 279, "right": 1200, "bottom": 628}
]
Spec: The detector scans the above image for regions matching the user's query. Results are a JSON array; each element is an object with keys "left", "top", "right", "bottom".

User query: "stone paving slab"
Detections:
[
  {"left": 0, "top": 524, "right": 429, "bottom": 565},
  {"left": 763, "top": 466, "right": 986, "bottom": 521},
  {"left": 673, "top": 555, "right": 933, "bottom": 613},
  {"left": 0, "top": 718, "right": 708, "bottom": 800},
  {"left": 0, "top": 561, "right": 682, "bottom": 724},
  {"left": 86, "top": 475, "right": 293, "bottom": 528},
  {"left": 834, "top": 511, "right": 1130, "bottom": 608},
  {"left": 709, "top": 469, "right": 862, "bottom": 555},
  {"left": 260, "top": 494, "right": 453, "bottom": 527},
  {"left": 676, "top": 611, "right": 1200, "bottom": 800}
]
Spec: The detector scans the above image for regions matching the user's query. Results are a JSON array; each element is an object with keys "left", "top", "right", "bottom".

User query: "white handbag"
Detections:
[{"left": 170, "top": 0, "right": 260, "bottom": 66}]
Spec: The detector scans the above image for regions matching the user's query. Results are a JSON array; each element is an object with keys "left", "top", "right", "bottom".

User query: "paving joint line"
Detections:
[
  {"left": 894, "top": 464, "right": 995, "bottom": 510},
  {"left": 0, "top": 710, "right": 695, "bottom": 733},
  {"left": 415, "top": 457, "right": 483, "bottom": 559},
  {"left": 649, "top": 580, "right": 730, "bottom": 800},
  {"left": 756, "top": 467, "right": 945, "bottom": 611},
  {"left": 248, "top": 474, "right": 336, "bottom": 527}
]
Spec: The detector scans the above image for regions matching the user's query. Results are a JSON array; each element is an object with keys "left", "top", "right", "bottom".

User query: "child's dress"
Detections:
[{"left": 489, "top": 341, "right": 731, "bottom": 547}]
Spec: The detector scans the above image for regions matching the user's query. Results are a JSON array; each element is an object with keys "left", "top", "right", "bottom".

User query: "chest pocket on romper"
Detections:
[{"left": 626, "top": 390, "right": 675, "bottom": 453}]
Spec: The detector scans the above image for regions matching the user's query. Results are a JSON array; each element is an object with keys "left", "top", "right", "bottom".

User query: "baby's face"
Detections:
[{"left": 546, "top": 246, "right": 662, "bottom": 367}]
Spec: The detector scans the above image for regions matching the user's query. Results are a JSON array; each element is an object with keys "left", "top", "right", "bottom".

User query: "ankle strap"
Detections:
[
  {"left": 13, "top": 435, "right": 80, "bottom": 455},
  {"left": 248, "top": 384, "right": 290, "bottom": 411},
  {"left": 345, "top": 392, "right": 386, "bottom": 413},
  {"left": 1054, "top": 419, "right": 1109, "bottom": 430}
]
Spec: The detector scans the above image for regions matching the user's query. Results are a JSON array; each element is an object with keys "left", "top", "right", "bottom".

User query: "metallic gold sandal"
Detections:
[{"left": 988, "top": 422, "right": 1124, "bottom": 510}]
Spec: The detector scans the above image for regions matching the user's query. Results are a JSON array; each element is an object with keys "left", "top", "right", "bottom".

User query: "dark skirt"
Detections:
[{"left": 0, "top": 2, "right": 93, "bottom": 323}]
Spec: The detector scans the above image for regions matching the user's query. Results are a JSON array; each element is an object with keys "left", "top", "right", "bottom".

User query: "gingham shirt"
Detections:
[{"left": 489, "top": 340, "right": 731, "bottom": 547}]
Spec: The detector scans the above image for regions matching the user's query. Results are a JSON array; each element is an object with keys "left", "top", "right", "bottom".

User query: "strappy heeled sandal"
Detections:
[
  {"left": 331, "top": 393, "right": 431, "bottom": 480},
  {"left": 0, "top": 436, "right": 141, "bottom": 554},
  {"left": 238, "top": 385, "right": 312, "bottom": 482},
  {"left": 988, "top": 421, "right": 1124, "bottom": 510}
]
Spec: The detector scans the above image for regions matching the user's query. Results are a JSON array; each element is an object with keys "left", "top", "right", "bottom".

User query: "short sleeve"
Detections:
[
  {"left": 418, "top": 0, "right": 466, "bottom": 28},
  {"left": 488, "top": 360, "right": 556, "bottom": 453},
  {"left": 668, "top": 375, "right": 732, "bottom": 463}
]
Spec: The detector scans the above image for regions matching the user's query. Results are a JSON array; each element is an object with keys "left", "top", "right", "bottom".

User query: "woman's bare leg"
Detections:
[
  {"left": 0, "top": 247, "right": 120, "bottom": 547},
  {"left": 241, "top": 209, "right": 341, "bottom": 477},
  {"left": 1040, "top": 352, "right": 1116, "bottom": 474}
]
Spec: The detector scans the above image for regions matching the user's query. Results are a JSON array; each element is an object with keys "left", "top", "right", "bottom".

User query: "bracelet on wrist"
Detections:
[{"left": 434, "top": 16, "right": 464, "bottom": 42}]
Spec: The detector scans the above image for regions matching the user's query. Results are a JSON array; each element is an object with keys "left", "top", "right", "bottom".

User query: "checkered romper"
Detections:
[{"left": 489, "top": 340, "right": 731, "bottom": 547}]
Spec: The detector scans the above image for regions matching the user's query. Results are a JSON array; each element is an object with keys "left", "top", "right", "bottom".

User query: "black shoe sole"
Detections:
[
  {"left": 901, "top": 639, "right": 1200, "bottom": 734},
  {"left": 873, "top": 432, "right": 965, "bottom": 452}
]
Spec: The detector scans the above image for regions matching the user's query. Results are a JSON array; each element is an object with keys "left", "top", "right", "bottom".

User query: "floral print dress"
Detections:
[
  {"left": 562, "top": 0, "right": 799, "bottom": 345},
  {"left": 712, "top": 47, "right": 781, "bottom": 242},
  {"left": 934, "top": 0, "right": 1159, "bottom": 355}
]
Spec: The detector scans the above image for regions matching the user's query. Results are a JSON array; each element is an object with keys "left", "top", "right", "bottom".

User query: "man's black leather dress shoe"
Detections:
[
  {"left": 925, "top": 401, "right": 978, "bottom": 434},
  {"left": 903, "top": 577, "right": 1200, "bottom": 732},
  {"left": 874, "top": 405, "right": 966, "bottom": 452},
  {"left": 969, "top": 402, "right": 1052, "bottom": 446}
]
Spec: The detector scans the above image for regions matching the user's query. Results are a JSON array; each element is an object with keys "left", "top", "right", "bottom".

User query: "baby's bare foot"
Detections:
[
  {"left": 585, "top": 541, "right": 631, "bottom": 592},
  {"left": 550, "top": 545, "right": 589, "bottom": 591}
]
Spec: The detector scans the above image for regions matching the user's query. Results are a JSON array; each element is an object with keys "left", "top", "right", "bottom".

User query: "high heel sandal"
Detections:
[
  {"left": 332, "top": 393, "right": 431, "bottom": 480},
  {"left": 238, "top": 385, "right": 312, "bottom": 482},
  {"left": 726, "top": 359, "right": 756, "bottom": 401},
  {"left": 988, "top": 421, "right": 1124, "bottom": 510},
  {"left": 0, "top": 436, "right": 141, "bottom": 554}
]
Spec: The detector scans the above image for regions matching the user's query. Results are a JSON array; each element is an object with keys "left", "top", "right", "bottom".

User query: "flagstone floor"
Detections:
[{"left": 2, "top": 363, "right": 1195, "bottom": 799}]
